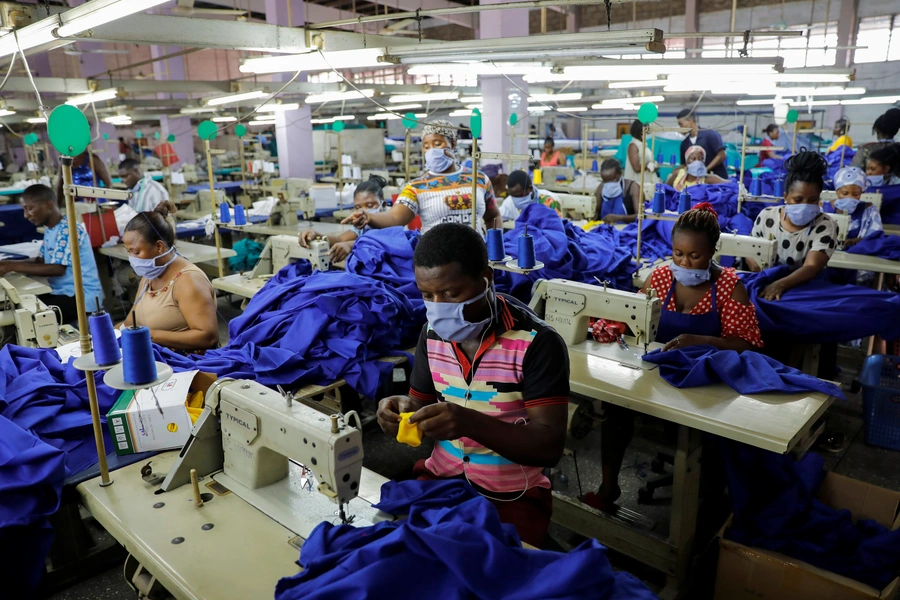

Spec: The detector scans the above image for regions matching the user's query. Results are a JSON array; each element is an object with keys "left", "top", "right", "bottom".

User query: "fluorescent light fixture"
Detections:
[
  {"left": 0, "top": 109, "right": 15, "bottom": 117},
  {"left": 378, "top": 104, "right": 421, "bottom": 111},
  {"left": 459, "top": 96, "right": 483, "bottom": 104},
  {"left": 307, "top": 89, "right": 374, "bottom": 104},
  {"left": 389, "top": 92, "right": 459, "bottom": 103},
  {"left": 26, "top": 117, "right": 47, "bottom": 124},
  {"left": 311, "top": 118, "right": 335, "bottom": 124},
  {"left": 253, "top": 115, "right": 277, "bottom": 122},
  {"left": 448, "top": 110, "right": 473, "bottom": 117},
  {"left": 763, "top": 86, "right": 866, "bottom": 96},
  {"left": 840, "top": 96, "right": 900, "bottom": 105},
  {"left": 559, "top": 106, "right": 588, "bottom": 112},
  {"left": 526, "top": 58, "right": 782, "bottom": 83},
  {"left": 240, "top": 48, "right": 386, "bottom": 74},
  {"left": 608, "top": 80, "right": 666, "bottom": 89},
  {"left": 590, "top": 104, "right": 638, "bottom": 111},
  {"left": 0, "top": 18, "right": 59, "bottom": 58},
  {"left": 256, "top": 103, "right": 300, "bottom": 112},
  {"left": 206, "top": 90, "right": 267, "bottom": 106},
  {"left": 57, "top": 0, "right": 170, "bottom": 37},
  {"left": 212, "top": 116, "right": 238, "bottom": 123},
  {"left": 331, "top": 115, "right": 356, "bottom": 121},
  {"left": 598, "top": 95, "right": 664, "bottom": 106},
  {"left": 465, "top": 104, "right": 483, "bottom": 110},
  {"left": 367, "top": 112, "right": 426, "bottom": 121},
  {"left": 180, "top": 106, "right": 218, "bottom": 115},
  {"left": 406, "top": 62, "right": 549, "bottom": 76},
  {"left": 528, "top": 93, "right": 582, "bottom": 102},
  {"left": 248, "top": 120, "right": 274, "bottom": 127},
  {"left": 736, "top": 98, "right": 794, "bottom": 106},
  {"left": 66, "top": 89, "right": 118, "bottom": 106},
  {"left": 791, "top": 100, "right": 841, "bottom": 107}
]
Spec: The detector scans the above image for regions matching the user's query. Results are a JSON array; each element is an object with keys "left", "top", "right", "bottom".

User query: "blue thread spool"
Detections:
[
  {"left": 233, "top": 204, "right": 246, "bottom": 226},
  {"left": 121, "top": 326, "right": 157, "bottom": 385},
  {"left": 651, "top": 184, "right": 666, "bottom": 214},
  {"left": 670, "top": 154, "right": 677, "bottom": 166},
  {"left": 749, "top": 176, "right": 762, "bottom": 196},
  {"left": 518, "top": 226, "right": 536, "bottom": 269},
  {"left": 773, "top": 178, "right": 784, "bottom": 197},
  {"left": 591, "top": 159, "right": 598, "bottom": 172},
  {"left": 677, "top": 190, "right": 692, "bottom": 214},
  {"left": 657, "top": 151, "right": 664, "bottom": 164},
  {"left": 486, "top": 228, "right": 505, "bottom": 262},
  {"left": 88, "top": 298, "right": 119, "bottom": 366},
  {"left": 219, "top": 202, "right": 231, "bottom": 223}
]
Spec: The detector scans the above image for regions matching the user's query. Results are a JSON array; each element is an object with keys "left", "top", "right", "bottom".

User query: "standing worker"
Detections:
[
  {"left": 625, "top": 119, "right": 658, "bottom": 183},
  {"left": 118, "top": 159, "right": 175, "bottom": 214},
  {"left": 677, "top": 109, "right": 728, "bottom": 179},
  {"left": 56, "top": 150, "right": 112, "bottom": 204}
]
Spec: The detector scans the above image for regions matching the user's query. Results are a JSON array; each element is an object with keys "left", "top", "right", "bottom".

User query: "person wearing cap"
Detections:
[
  {"left": 498, "top": 170, "right": 561, "bottom": 221},
  {"left": 342, "top": 119, "right": 500, "bottom": 233},
  {"left": 667, "top": 145, "right": 728, "bottom": 192},
  {"left": 677, "top": 109, "right": 728, "bottom": 178},
  {"left": 822, "top": 166, "right": 882, "bottom": 249}
]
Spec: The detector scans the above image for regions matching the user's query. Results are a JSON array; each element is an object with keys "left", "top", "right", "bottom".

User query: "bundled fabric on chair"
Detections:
[
  {"left": 868, "top": 183, "right": 900, "bottom": 225},
  {"left": 0, "top": 413, "right": 66, "bottom": 596},
  {"left": 739, "top": 265, "right": 900, "bottom": 343},
  {"left": 227, "top": 238, "right": 265, "bottom": 272},
  {"left": 641, "top": 345, "right": 845, "bottom": 399},
  {"left": 846, "top": 231, "right": 900, "bottom": 261},
  {"left": 274, "top": 479, "right": 657, "bottom": 600},
  {"left": 720, "top": 442, "right": 900, "bottom": 590}
]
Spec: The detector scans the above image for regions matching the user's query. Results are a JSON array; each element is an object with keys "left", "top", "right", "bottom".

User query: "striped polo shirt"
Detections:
[
  {"left": 409, "top": 295, "right": 570, "bottom": 493},
  {"left": 397, "top": 167, "right": 497, "bottom": 233}
]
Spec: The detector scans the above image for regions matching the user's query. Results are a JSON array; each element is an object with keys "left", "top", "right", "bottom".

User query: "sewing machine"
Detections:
[
  {"left": 716, "top": 232, "right": 777, "bottom": 269},
  {"left": 541, "top": 166, "right": 576, "bottom": 182},
  {"left": 829, "top": 213, "right": 851, "bottom": 246},
  {"left": 557, "top": 192, "right": 597, "bottom": 220},
  {"left": 267, "top": 193, "right": 308, "bottom": 226},
  {"left": 529, "top": 278, "right": 662, "bottom": 368},
  {"left": 181, "top": 164, "right": 200, "bottom": 183},
  {"left": 0, "top": 277, "right": 59, "bottom": 348}
]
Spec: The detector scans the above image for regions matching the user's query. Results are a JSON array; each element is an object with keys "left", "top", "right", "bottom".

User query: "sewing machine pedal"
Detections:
[{"left": 596, "top": 503, "right": 657, "bottom": 531}]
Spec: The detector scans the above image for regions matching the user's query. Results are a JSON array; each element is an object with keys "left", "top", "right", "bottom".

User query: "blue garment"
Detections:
[
  {"left": 656, "top": 278, "right": 721, "bottom": 344},
  {"left": 846, "top": 231, "right": 900, "bottom": 261},
  {"left": 822, "top": 200, "right": 882, "bottom": 240},
  {"left": 824, "top": 147, "right": 857, "bottom": 185},
  {"left": 274, "top": 480, "right": 657, "bottom": 600},
  {"left": 868, "top": 183, "right": 900, "bottom": 225},
  {"left": 70, "top": 159, "right": 95, "bottom": 188},
  {"left": 41, "top": 215, "right": 104, "bottom": 309},
  {"left": 739, "top": 265, "right": 900, "bottom": 343},
  {"left": 600, "top": 195, "right": 626, "bottom": 219},
  {"left": 681, "top": 130, "right": 727, "bottom": 178},
  {"left": 641, "top": 344, "right": 844, "bottom": 399},
  {"left": 720, "top": 442, "right": 900, "bottom": 590}
]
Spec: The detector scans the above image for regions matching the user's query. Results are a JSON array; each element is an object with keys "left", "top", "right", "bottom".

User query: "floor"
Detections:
[{"left": 44, "top": 303, "right": 900, "bottom": 599}]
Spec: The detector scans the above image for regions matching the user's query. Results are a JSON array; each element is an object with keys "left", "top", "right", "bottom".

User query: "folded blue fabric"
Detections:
[
  {"left": 274, "top": 479, "right": 657, "bottom": 600},
  {"left": 870, "top": 183, "right": 900, "bottom": 225},
  {"left": 846, "top": 231, "right": 900, "bottom": 261},
  {"left": 721, "top": 441, "right": 900, "bottom": 590},
  {"left": 739, "top": 265, "right": 900, "bottom": 343},
  {"left": 641, "top": 345, "right": 845, "bottom": 399}
]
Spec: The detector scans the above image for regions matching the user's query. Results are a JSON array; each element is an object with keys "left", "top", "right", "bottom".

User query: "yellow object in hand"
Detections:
[{"left": 396, "top": 412, "right": 422, "bottom": 447}]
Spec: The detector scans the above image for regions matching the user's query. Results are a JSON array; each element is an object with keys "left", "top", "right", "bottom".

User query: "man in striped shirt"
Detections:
[{"left": 377, "top": 223, "right": 570, "bottom": 547}]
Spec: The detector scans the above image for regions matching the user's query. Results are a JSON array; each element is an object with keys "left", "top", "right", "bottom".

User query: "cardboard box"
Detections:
[
  {"left": 714, "top": 472, "right": 900, "bottom": 600},
  {"left": 107, "top": 371, "right": 216, "bottom": 456}
]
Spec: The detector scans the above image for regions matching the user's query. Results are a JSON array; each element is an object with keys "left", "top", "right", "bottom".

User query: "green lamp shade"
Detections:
[
  {"left": 234, "top": 124, "right": 247, "bottom": 137},
  {"left": 47, "top": 105, "right": 91, "bottom": 156},
  {"left": 509, "top": 112, "right": 518, "bottom": 126},
  {"left": 135, "top": 130, "right": 143, "bottom": 139},
  {"left": 469, "top": 108, "right": 482, "bottom": 139},
  {"left": 197, "top": 120, "right": 218, "bottom": 141},
  {"left": 103, "top": 133, "right": 110, "bottom": 140},
  {"left": 167, "top": 134, "right": 176, "bottom": 142},
  {"left": 333, "top": 120, "right": 345, "bottom": 132},
  {"left": 637, "top": 102, "right": 659, "bottom": 125},
  {"left": 402, "top": 112, "right": 417, "bottom": 129},
  {"left": 154, "top": 131, "right": 160, "bottom": 140},
  {"left": 786, "top": 109, "right": 800, "bottom": 124}
]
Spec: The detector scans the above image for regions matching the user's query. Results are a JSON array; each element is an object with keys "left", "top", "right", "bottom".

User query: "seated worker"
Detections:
[
  {"left": 118, "top": 158, "right": 176, "bottom": 214},
  {"left": 865, "top": 144, "right": 900, "bottom": 187},
  {"left": 342, "top": 120, "right": 500, "bottom": 233},
  {"left": 677, "top": 109, "right": 728, "bottom": 178},
  {"left": 376, "top": 223, "right": 569, "bottom": 547},
  {"left": 760, "top": 123, "right": 783, "bottom": 162},
  {"left": 594, "top": 158, "right": 642, "bottom": 224},
  {"left": 498, "top": 170, "right": 561, "bottom": 221},
  {"left": 747, "top": 151, "right": 837, "bottom": 300},
  {"left": 56, "top": 150, "right": 112, "bottom": 204},
  {"left": 852, "top": 108, "right": 900, "bottom": 170},
  {"left": 667, "top": 145, "right": 728, "bottom": 191},
  {"left": 299, "top": 175, "right": 388, "bottom": 262},
  {"left": 823, "top": 166, "right": 882, "bottom": 248},
  {"left": 0, "top": 184, "right": 103, "bottom": 322},
  {"left": 540, "top": 137, "right": 563, "bottom": 167},
  {"left": 120, "top": 212, "right": 218, "bottom": 352},
  {"left": 585, "top": 204, "right": 763, "bottom": 512},
  {"left": 828, "top": 117, "right": 852, "bottom": 154}
]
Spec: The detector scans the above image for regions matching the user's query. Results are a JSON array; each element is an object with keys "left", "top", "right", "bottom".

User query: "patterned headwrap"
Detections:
[
  {"left": 422, "top": 119, "right": 458, "bottom": 145},
  {"left": 834, "top": 166, "right": 869, "bottom": 191},
  {"left": 685, "top": 145, "right": 706, "bottom": 162}
]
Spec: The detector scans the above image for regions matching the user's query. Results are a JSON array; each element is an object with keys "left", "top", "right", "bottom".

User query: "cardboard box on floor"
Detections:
[
  {"left": 714, "top": 471, "right": 900, "bottom": 600},
  {"left": 107, "top": 371, "right": 217, "bottom": 456}
]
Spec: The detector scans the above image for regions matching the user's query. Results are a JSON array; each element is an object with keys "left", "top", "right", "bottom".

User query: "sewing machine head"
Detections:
[
  {"left": 828, "top": 213, "right": 851, "bottom": 247},
  {"left": 716, "top": 233, "right": 777, "bottom": 270},
  {"left": 0, "top": 278, "right": 59, "bottom": 348},
  {"left": 196, "top": 189, "right": 226, "bottom": 214},
  {"left": 267, "top": 193, "right": 300, "bottom": 226},
  {"left": 272, "top": 235, "right": 329, "bottom": 272},
  {"left": 557, "top": 192, "right": 598, "bottom": 221},
  {"left": 529, "top": 279, "right": 660, "bottom": 349}
]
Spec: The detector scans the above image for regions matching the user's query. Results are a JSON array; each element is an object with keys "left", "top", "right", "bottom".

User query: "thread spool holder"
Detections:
[
  {"left": 103, "top": 361, "right": 174, "bottom": 391},
  {"left": 491, "top": 224, "right": 544, "bottom": 273}
]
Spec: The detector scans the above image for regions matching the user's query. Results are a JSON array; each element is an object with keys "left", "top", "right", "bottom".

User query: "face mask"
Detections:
[
  {"left": 129, "top": 246, "right": 176, "bottom": 280},
  {"left": 834, "top": 197, "right": 860, "bottom": 214},
  {"left": 424, "top": 278, "right": 493, "bottom": 343},
  {"left": 670, "top": 263, "right": 711, "bottom": 287},
  {"left": 868, "top": 175, "right": 885, "bottom": 187},
  {"left": 510, "top": 190, "right": 535, "bottom": 210},
  {"left": 425, "top": 148, "right": 455, "bottom": 173},
  {"left": 601, "top": 180, "right": 624, "bottom": 200},
  {"left": 784, "top": 203, "right": 820, "bottom": 227},
  {"left": 687, "top": 161, "right": 707, "bottom": 177}
]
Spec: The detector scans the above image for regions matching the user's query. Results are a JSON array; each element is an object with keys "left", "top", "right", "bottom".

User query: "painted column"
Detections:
[{"left": 152, "top": 46, "right": 195, "bottom": 166}]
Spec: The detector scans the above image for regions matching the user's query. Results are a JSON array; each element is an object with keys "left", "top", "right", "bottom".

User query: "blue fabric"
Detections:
[
  {"left": 641, "top": 344, "right": 845, "bottom": 399},
  {"left": 739, "top": 266, "right": 900, "bottom": 343},
  {"left": 656, "top": 278, "right": 721, "bottom": 344},
  {"left": 869, "top": 183, "right": 900, "bottom": 225},
  {"left": 274, "top": 480, "right": 657, "bottom": 600},
  {"left": 721, "top": 442, "right": 900, "bottom": 590},
  {"left": 847, "top": 231, "right": 900, "bottom": 261},
  {"left": 70, "top": 160, "right": 95, "bottom": 188},
  {"left": 825, "top": 147, "right": 857, "bottom": 185}
]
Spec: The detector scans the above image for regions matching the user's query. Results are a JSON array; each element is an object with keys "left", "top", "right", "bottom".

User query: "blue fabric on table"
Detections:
[
  {"left": 846, "top": 231, "right": 900, "bottom": 261},
  {"left": 869, "top": 183, "right": 900, "bottom": 225},
  {"left": 825, "top": 147, "right": 856, "bottom": 185},
  {"left": 274, "top": 479, "right": 657, "bottom": 600},
  {"left": 721, "top": 442, "right": 900, "bottom": 590},
  {"left": 739, "top": 265, "right": 900, "bottom": 343},
  {"left": 641, "top": 345, "right": 845, "bottom": 399}
]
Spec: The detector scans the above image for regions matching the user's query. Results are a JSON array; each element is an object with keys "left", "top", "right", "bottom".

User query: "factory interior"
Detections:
[{"left": 3, "top": 0, "right": 900, "bottom": 599}]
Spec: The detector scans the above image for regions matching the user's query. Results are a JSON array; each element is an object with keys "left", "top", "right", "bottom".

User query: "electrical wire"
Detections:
[{"left": 14, "top": 30, "right": 48, "bottom": 120}]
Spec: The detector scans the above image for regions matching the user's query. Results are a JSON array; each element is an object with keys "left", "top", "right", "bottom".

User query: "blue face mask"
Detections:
[
  {"left": 670, "top": 263, "right": 711, "bottom": 287},
  {"left": 424, "top": 278, "right": 494, "bottom": 342},
  {"left": 425, "top": 148, "right": 456, "bottom": 173},
  {"left": 784, "top": 203, "right": 820, "bottom": 227},
  {"left": 510, "top": 189, "right": 536, "bottom": 210},
  {"left": 868, "top": 174, "right": 885, "bottom": 187},
  {"left": 687, "top": 161, "right": 708, "bottom": 177},
  {"left": 601, "top": 180, "right": 624, "bottom": 200},
  {"left": 128, "top": 246, "right": 176, "bottom": 280},
  {"left": 834, "top": 197, "right": 860, "bottom": 214}
]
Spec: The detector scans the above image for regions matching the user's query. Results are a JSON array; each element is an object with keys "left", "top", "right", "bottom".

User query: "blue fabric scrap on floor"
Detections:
[{"left": 274, "top": 479, "right": 658, "bottom": 600}]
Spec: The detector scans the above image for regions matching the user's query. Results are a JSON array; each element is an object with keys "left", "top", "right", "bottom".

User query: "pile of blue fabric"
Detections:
[
  {"left": 274, "top": 479, "right": 657, "bottom": 600},
  {"left": 825, "top": 147, "right": 856, "bottom": 184},
  {"left": 870, "top": 183, "right": 900, "bottom": 226},
  {"left": 721, "top": 444, "right": 900, "bottom": 590},
  {"left": 846, "top": 231, "right": 900, "bottom": 261}
]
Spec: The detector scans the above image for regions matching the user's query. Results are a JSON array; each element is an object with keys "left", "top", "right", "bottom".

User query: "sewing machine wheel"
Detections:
[{"left": 568, "top": 400, "right": 595, "bottom": 440}]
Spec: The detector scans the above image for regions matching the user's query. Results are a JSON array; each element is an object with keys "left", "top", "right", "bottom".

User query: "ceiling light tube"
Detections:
[
  {"left": 791, "top": 100, "right": 842, "bottom": 107},
  {"left": 240, "top": 48, "right": 386, "bottom": 75},
  {"left": 840, "top": 96, "right": 900, "bottom": 105},
  {"left": 558, "top": 106, "right": 588, "bottom": 112},
  {"left": 765, "top": 86, "right": 865, "bottom": 96},
  {"left": 248, "top": 120, "right": 275, "bottom": 127},
  {"left": 0, "top": 109, "right": 15, "bottom": 117},
  {"left": 180, "top": 107, "right": 218, "bottom": 115},
  {"left": 528, "top": 93, "right": 583, "bottom": 103},
  {"left": 56, "top": 0, "right": 170, "bottom": 38},
  {"left": 0, "top": 17, "right": 60, "bottom": 58},
  {"left": 378, "top": 104, "right": 422, "bottom": 111},
  {"left": 307, "top": 89, "right": 374, "bottom": 104},
  {"left": 206, "top": 90, "right": 267, "bottom": 106},
  {"left": 590, "top": 104, "right": 638, "bottom": 111},
  {"left": 66, "top": 88, "right": 118, "bottom": 106},
  {"left": 388, "top": 92, "right": 459, "bottom": 103},
  {"left": 459, "top": 96, "right": 483, "bottom": 104},
  {"left": 311, "top": 118, "right": 335, "bottom": 124},
  {"left": 331, "top": 115, "right": 356, "bottom": 121},
  {"left": 367, "top": 112, "right": 426, "bottom": 121},
  {"left": 212, "top": 116, "right": 238, "bottom": 123},
  {"left": 406, "top": 62, "right": 550, "bottom": 76},
  {"left": 256, "top": 103, "right": 301, "bottom": 112},
  {"left": 26, "top": 117, "right": 47, "bottom": 124},
  {"left": 600, "top": 95, "right": 664, "bottom": 106},
  {"left": 608, "top": 80, "right": 667, "bottom": 89},
  {"left": 736, "top": 98, "right": 794, "bottom": 106}
]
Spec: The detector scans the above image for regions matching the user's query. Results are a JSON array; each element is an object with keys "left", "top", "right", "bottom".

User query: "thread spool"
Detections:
[
  {"left": 121, "top": 325, "right": 157, "bottom": 385},
  {"left": 772, "top": 178, "right": 784, "bottom": 197},
  {"left": 89, "top": 300, "right": 120, "bottom": 366},
  {"left": 749, "top": 177, "right": 762, "bottom": 196},
  {"left": 677, "top": 190, "right": 692, "bottom": 214},
  {"left": 670, "top": 154, "right": 677, "bottom": 166},
  {"left": 591, "top": 159, "right": 598, "bottom": 172},
  {"left": 486, "top": 228, "right": 505, "bottom": 262},
  {"left": 651, "top": 184, "right": 666, "bottom": 214},
  {"left": 533, "top": 169, "right": 542, "bottom": 185},
  {"left": 518, "top": 227, "right": 536, "bottom": 269},
  {"left": 219, "top": 202, "right": 231, "bottom": 223},
  {"left": 656, "top": 152, "right": 664, "bottom": 164},
  {"left": 233, "top": 204, "right": 247, "bottom": 226}
]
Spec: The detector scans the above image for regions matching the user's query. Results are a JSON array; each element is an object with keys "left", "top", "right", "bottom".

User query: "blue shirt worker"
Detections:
[{"left": 678, "top": 109, "right": 728, "bottom": 179}]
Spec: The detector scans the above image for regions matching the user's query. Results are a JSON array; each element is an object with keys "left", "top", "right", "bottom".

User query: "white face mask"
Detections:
[{"left": 128, "top": 246, "right": 176, "bottom": 280}]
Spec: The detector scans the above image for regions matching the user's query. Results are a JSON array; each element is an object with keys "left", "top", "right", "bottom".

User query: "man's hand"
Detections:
[
  {"left": 341, "top": 210, "right": 369, "bottom": 229},
  {"left": 377, "top": 395, "right": 415, "bottom": 436},
  {"left": 761, "top": 280, "right": 787, "bottom": 301},
  {"left": 327, "top": 241, "right": 354, "bottom": 262},
  {"left": 843, "top": 237, "right": 861, "bottom": 249},
  {"left": 664, "top": 334, "right": 708, "bottom": 351},
  {"left": 298, "top": 229, "right": 320, "bottom": 248},
  {"left": 603, "top": 214, "right": 623, "bottom": 225},
  {"left": 410, "top": 402, "right": 472, "bottom": 441}
]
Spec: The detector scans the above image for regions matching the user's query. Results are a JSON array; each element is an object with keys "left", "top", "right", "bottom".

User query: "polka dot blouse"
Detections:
[
  {"left": 751, "top": 207, "right": 838, "bottom": 267},
  {"left": 649, "top": 265, "right": 764, "bottom": 348}
]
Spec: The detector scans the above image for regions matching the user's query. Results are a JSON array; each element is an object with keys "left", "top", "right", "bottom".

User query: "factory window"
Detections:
[{"left": 854, "top": 15, "right": 899, "bottom": 63}]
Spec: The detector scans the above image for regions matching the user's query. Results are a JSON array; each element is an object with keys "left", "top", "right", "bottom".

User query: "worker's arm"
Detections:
[
  {"left": 707, "top": 149, "right": 727, "bottom": 171},
  {"left": 706, "top": 174, "right": 729, "bottom": 185},
  {"left": 148, "top": 272, "right": 219, "bottom": 351},
  {"left": 377, "top": 325, "right": 437, "bottom": 437},
  {"left": 627, "top": 143, "right": 643, "bottom": 172},
  {"left": 666, "top": 169, "right": 680, "bottom": 186},
  {"left": 744, "top": 257, "right": 761, "bottom": 272},
  {"left": 483, "top": 202, "right": 501, "bottom": 231},
  {"left": 341, "top": 203, "right": 414, "bottom": 230},
  {"left": 760, "top": 251, "right": 829, "bottom": 300},
  {"left": 0, "top": 257, "right": 65, "bottom": 277},
  {"left": 299, "top": 229, "right": 357, "bottom": 247},
  {"left": 90, "top": 154, "right": 113, "bottom": 189}
]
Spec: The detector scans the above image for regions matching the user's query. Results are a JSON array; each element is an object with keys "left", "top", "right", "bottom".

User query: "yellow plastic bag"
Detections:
[
  {"left": 396, "top": 412, "right": 422, "bottom": 447},
  {"left": 186, "top": 390, "right": 204, "bottom": 425}
]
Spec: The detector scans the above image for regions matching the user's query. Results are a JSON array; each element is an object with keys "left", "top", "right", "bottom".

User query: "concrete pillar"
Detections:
[
  {"left": 265, "top": 0, "right": 314, "bottom": 178},
  {"left": 684, "top": 0, "right": 700, "bottom": 54},
  {"left": 835, "top": 0, "right": 859, "bottom": 69},
  {"left": 159, "top": 116, "right": 195, "bottom": 169},
  {"left": 566, "top": 7, "right": 581, "bottom": 33}
]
